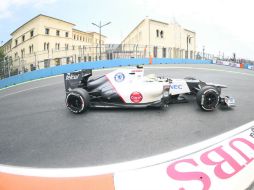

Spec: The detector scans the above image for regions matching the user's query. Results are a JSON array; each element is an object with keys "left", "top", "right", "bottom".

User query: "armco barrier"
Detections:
[
  {"left": 0, "top": 58, "right": 211, "bottom": 89},
  {"left": 152, "top": 58, "right": 212, "bottom": 64}
]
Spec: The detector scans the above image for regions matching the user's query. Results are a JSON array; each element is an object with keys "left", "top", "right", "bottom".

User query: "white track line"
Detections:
[{"left": 0, "top": 82, "right": 62, "bottom": 99}]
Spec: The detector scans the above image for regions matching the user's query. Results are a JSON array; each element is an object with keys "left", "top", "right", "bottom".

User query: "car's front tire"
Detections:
[
  {"left": 65, "top": 88, "right": 90, "bottom": 114},
  {"left": 196, "top": 86, "right": 220, "bottom": 111}
]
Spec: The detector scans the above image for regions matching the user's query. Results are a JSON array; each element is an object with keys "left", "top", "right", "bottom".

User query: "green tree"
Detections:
[
  {"left": 0, "top": 47, "right": 5, "bottom": 78},
  {"left": 0, "top": 46, "right": 4, "bottom": 61}
]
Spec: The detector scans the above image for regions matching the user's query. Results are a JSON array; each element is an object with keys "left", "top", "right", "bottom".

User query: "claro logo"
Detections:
[
  {"left": 65, "top": 74, "right": 79, "bottom": 80},
  {"left": 166, "top": 137, "right": 254, "bottom": 190}
]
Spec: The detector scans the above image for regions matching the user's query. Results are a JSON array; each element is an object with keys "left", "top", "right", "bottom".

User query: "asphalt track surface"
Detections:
[{"left": 0, "top": 64, "right": 254, "bottom": 168}]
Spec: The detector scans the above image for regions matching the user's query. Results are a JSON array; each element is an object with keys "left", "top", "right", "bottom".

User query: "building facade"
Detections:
[
  {"left": 121, "top": 18, "right": 196, "bottom": 59},
  {"left": 2, "top": 14, "right": 106, "bottom": 74}
]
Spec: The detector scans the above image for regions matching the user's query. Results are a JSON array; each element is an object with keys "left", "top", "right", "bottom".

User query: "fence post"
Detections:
[
  {"left": 149, "top": 55, "right": 153, "bottom": 65},
  {"left": 8, "top": 58, "right": 10, "bottom": 77}
]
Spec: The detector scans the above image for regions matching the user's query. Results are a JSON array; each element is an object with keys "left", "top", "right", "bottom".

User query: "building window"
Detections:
[
  {"left": 156, "top": 30, "right": 159, "bottom": 37},
  {"left": 45, "top": 28, "right": 50, "bottom": 35},
  {"left": 30, "top": 30, "right": 34, "bottom": 37},
  {"left": 44, "top": 42, "right": 49, "bottom": 51},
  {"left": 21, "top": 49, "right": 25, "bottom": 58},
  {"left": 15, "top": 39, "right": 18, "bottom": 46},
  {"left": 162, "top": 47, "right": 166, "bottom": 58},
  {"left": 55, "top": 43, "right": 60, "bottom": 50},
  {"left": 65, "top": 44, "right": 68, "bottom": 50},
  {"left": 22, "top": 35, "right": 25, "bottom": 42},
  {"left": 153, "top": 46, "right": 158, "bottom": 58},
  {"left": 44, "top": 59, "right": 50, "bottom": 68},
  {"left": 160, "top": 30, "right": 164, "bottom": 38},
  {"left": 65, "top": 32, "right": 69, "bottom": 37},
  {"left": 56, "top": 30, "right": 60, "bottom": 36},
  {"left": 29, "top": 45, "right": 34, "bottom": 54},
  {"left": 74, "top": 35, "right": 76, "bottom": 40}
]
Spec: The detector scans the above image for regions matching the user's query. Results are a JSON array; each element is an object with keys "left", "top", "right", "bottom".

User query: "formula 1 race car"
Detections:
[{"left": 64, "top": 66, "right": 235, "bottom": 114}]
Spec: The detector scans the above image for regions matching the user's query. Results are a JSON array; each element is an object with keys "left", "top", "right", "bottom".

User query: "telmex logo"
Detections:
[
  {"left": 170, "top": 84, "right": 182, "bottom": 89},
  {"left": 66, "top": 74, "right": 79, "bottom": 80}
]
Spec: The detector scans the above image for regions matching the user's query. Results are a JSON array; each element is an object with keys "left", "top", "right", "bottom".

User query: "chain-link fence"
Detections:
[{"left": 0, "top": 44, "right": 221, "bottom": 80}]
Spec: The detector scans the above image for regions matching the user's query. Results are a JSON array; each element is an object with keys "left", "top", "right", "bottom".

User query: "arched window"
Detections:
[
  {"left": 160, "top": 30, "right": 164, "bottom": 38},
  {"left": 156, "top": 29, "right": 159, "bottom": 37}
]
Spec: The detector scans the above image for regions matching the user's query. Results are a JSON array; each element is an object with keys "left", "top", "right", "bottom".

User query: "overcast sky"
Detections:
[{"left": 0, "top": 0, "right": 253, "bottom": 60}]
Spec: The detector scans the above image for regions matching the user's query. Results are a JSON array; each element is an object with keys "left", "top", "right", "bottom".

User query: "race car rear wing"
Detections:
[{"left": 64, "top": 69, "right": 92, "bottom": 93}]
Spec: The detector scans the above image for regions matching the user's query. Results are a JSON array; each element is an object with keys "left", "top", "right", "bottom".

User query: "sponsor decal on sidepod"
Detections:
[
  {"left": 114, "top": 73, "right": 125, "bottom": 82},
  {"left": 130, "top": 92, "right": 143, "bottom": 103},
  {"left": 170, "top": 84, "right": 182, "bottom": 90}
]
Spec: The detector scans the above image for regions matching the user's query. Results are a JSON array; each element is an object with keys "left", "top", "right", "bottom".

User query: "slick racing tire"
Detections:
[
  {"left": 196, "top": 86, "right": 220, "bottom": 111},
  {"left": 66, "top": 88, "right": 90, "bottom": 114}
]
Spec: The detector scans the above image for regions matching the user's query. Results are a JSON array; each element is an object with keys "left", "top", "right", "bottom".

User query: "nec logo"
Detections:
[{"left": 170, "top": 84, "right": 182, "bottom": 89}]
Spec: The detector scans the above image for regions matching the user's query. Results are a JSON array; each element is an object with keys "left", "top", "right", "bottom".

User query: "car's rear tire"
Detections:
[
  {"left": 66, "top": 88, "right": 90, "bottom": 114},
  {"left": 196, "top": 86, "right": 219, "bottom": 111}
]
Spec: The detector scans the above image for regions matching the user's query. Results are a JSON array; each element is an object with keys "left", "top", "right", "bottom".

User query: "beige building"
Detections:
[
  {"left": 121, "top": 18, "right": 196, "bottom": 59},
  {"left": 2, "top": 14, "right": 106, "bottom": 73}
]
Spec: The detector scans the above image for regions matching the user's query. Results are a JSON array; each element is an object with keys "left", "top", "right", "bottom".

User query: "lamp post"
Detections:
[
  {"left": 92, "top": 21, "right": 111, "bottom": 60},
  {"left": 202, "top": 45, "right": 205, "bottom": 60},
  {"left": 186, "top": 35, "right": 193, "bottom": 59}
]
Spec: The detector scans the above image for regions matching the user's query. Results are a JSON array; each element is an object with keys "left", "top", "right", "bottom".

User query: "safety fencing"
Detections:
[
  {"left": 0, "top": 58, "right": 212, "bottom": 89},
  {"left": 0, "top": 43, "right": 212, "bottom": 80},
  {"left": 214, "top": 60, "right": 254, "bottom": 71},
  {"left": 1, "top": 58, "right": 253, "bottom": 89}
]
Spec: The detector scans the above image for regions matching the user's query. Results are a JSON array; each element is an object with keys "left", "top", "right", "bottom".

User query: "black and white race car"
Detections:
[{"left": 64, "top": 66, "right": 235, "bottom": 114}]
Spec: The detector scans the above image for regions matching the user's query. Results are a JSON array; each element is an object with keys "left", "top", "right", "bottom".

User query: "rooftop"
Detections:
[{"left": 11, "top": 14, "right": 75, "bottom": 35}]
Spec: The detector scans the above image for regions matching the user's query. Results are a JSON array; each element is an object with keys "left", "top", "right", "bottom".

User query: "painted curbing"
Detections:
[{"left": 0, "top": 121, "right": 254, "bottom": 190}]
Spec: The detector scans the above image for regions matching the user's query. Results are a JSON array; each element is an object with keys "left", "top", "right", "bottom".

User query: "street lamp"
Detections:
[
  {"left": 202, "top": 46, "right": 205, "bottom": 60},
  {"left": 92, "top": 21, "right": 111, "bottom": 60},
  {"left": 186, "top": 35, "right": 193, "bottom": 59}
]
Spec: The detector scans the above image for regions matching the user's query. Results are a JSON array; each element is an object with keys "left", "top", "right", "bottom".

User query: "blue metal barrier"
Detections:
[
  {"left": 152, "top": 58, "right": 212, "bottom": 64},
  {"left": 0, "top": 58, "right": 211, "bottom": 89}
]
